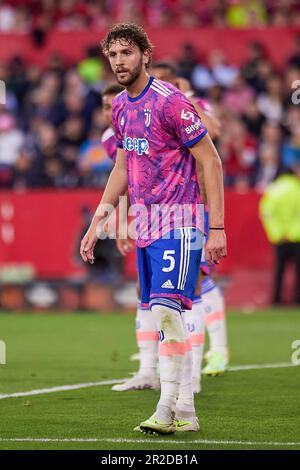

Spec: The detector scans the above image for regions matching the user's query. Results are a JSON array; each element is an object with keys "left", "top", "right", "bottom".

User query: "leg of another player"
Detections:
[
  {"left": 185, "top": 297, "right": 205, "bottom": 393},
  {"left": 135, "top": 305, "right": 159, "bottom": 379},
  {"left": 112, "top": 281, "right": 159, "bottom": 392},
  {"left": 184, "top": 270, "right": 205, "bottom": 393},
  {"left": 202, "top": 277, "right": 229, "bottom": 376},
  {"left": 273, "top": 243, "right": 287, "bottom": 305}
]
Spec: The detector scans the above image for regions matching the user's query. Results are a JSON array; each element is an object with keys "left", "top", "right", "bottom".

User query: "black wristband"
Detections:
[{"left": 210, "top": 227, "right": 224, "bottom": 230}]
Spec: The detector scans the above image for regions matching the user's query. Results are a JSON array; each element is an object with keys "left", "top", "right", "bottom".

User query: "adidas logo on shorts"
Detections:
[{"left": 161, "top": 280, "right": 174, "bottom": 289}]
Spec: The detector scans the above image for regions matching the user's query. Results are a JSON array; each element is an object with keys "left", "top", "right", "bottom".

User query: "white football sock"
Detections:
[
  {"left": 176, "top": 311, "right": 196, "bottom": 418},
  {"left": 202, "top": 279, "right": 228, "bottom": 355},
  {"left": 184, "top": 299, "right": 205, "bottom": 385},
  {"left": 150, "top": 298, "right": 186, "bottom": 422},
  {"left": 136, "top": 306, "right": 159, "bottom": 377}
]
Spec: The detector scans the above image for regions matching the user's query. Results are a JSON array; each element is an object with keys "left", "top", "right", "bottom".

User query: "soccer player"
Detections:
[
  {"left": 151, "top": 63, "right": 229, "bottom": 381},
  {"left": 112, "top": 64, "right": 228, "bottom": 391},
  {"left": 101, "top": 84, "right": 160, "bottom": 393},
  {"left": 80, "top": 23, "right": 226, "bottom": 435},
  {"left": 102, "top": 70, "right": 228, "bottom": 394},
  {"left": 102, "top": 84, "right": 160, "bottom": 392}
]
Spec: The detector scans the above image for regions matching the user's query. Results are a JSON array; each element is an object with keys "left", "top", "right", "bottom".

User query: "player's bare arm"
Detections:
[
  {"left": 80, "top": 148, "right": 127, "bottom": 264},
  {"left": 189, "top": 133, "right": 227, "bottom": 264}
]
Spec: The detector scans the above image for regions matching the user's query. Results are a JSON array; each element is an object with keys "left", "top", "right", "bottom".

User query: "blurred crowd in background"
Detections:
[
  {"left": 1, "top": 0, "right": 300, "bottom": 32},
  {"left": 1, "top": 34, "right": 300, "bottom": 191}
]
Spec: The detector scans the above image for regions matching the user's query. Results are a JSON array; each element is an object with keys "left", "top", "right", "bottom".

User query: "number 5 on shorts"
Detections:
[{"left": 162, "top": 250, "right": 176, "bottom": 272}]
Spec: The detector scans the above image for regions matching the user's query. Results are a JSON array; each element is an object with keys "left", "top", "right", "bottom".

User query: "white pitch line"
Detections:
[
  {"left": 0, "top": 379, "right": 128, "bottom": 400},
  {"left": 228, "top": 362, "right": 298, "bottom": 371},
  {"left": 0, "top": 362, "right": 298, "bottom": 401},
  {"left": 0, "top": 437, "right": 299, "bottom": 447}
]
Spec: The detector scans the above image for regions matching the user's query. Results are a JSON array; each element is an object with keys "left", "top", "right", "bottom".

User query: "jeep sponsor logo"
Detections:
[{"left": 123, "top": 133, "right": 149, "bottom": 155}]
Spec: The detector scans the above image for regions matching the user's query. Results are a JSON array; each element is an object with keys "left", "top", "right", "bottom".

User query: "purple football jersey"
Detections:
[
  {"left": 101, "top": 127, "right": 118, "bottom": 162},
  {"left": 112, "top": 77, "right": 208, "bottom": 247}
]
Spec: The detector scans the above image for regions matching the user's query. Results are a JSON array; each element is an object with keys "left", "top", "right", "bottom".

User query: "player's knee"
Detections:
[{"left": 149, "top": 298, "right": 185, "bottom": 342}]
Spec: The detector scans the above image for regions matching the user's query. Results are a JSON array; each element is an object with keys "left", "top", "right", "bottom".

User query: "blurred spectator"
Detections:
[
  {"left": 222, "top": 74, "right": 255, "bottom": 114},
  {"left": 259, "top": 166, "right": 300, "bottom": 305},
  {"left": 0, "top": 113, "right": 24, "bottom": 186},
  {"left": 255, "top": 143, "right": 280, "bottom": 192},
  {"left": 78, "top": 46, "right": 105, "bottom": 85},
  {"left": 283, "top": 65, "right": 300, "bottom": 106},
  {"left": 177, "top": 43, "right": 198, "bottom": 80},
  {"left": 12, "top": 152, "right": 33, "bottom": 189},
  {"left": 282, "top": 124, "right": 300, "bottom": 170},
  {"left": 288, "top": 34, "right": 300, "bottom": 69},
  {"left": 284, "top": 104, "right": 300, "bottom": 135},
  {"left": 87, "top": 1, "right": 109, "bottom": 30},
  {"left": 191, "top": 61, "right": 215, "bottom": 93},
  {"left": 13, "top": 5, "right": 30, "bottom": 33},
  {"left": 55, "top": 0, "right": 89, "bottom": 31},
  {"left": 25, "top": 85, "right": 59, "bottom": 126},
  {"left": 6, "top": 56, "right": 28, "bottom": 107},
  {"left": 0, "top": 63, "right": 19, "bottom": 115},
  {"left": 209, "top": 49, "right": 239, "bottom": 88},
  {"left": 248, "top": 58, "right": 274, "bottom": 94},
  {"left": 0, "top": 1, "right": 15, "bottom": 31},
  {"left": 257, "top": 75, "right": 284, "bottom": 123},
  {"left": 242, "top": 41, "right": 266, "bottom": 88},
  {"left": 260, "top": 121, "right": 282, "bottom": 148},
  {"left": 218, "top": 117, "right": 258, "bottom": 188},
  {"left": 242, "top": 101, "right": 266, "bottom": 137},
  {"left": 226, "top": 0, "right": 268, "bottom": 28},
  {"left": 27, "top": 120, "right": 62, "bottom": 187}
]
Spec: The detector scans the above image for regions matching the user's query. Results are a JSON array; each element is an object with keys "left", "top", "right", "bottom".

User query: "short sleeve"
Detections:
[
  {"left": 163, "top": 92, "right": 208, "bottom": 147},
  {"left": 112, "top": 98, "right": 124, "bottom": 149}
]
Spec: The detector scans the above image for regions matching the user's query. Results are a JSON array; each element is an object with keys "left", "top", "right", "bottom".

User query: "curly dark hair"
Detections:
[{"left": 101, "top": 23, "right": 154, "bottom": 69}]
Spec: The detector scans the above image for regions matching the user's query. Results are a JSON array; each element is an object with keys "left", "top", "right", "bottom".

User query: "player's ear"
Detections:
[{"left": 143, "top": 51, "right": 150, "bottom": 68}]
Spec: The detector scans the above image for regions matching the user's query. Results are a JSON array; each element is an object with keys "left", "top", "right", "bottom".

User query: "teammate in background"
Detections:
[
  {"left": 151, "top": 63, "right": 229, "bottom": 381},
  {"left": 150, "top": 62, "right": 220, "bottom": 140},
  {"left": 101, "top": 84, "right": 125, "bottom": 162},
  {"left": 81, "top": 24, "right": 226, "bottom": 435}
]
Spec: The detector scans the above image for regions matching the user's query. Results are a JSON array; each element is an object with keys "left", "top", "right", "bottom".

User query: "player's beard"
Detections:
[{"left": 115, "top": 58, "right": 143, "bottom": 87}]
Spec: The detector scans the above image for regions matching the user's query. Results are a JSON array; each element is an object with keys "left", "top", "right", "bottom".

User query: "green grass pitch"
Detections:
[{"left": 0, "top": 309, "right": 300, "bottom": 450}]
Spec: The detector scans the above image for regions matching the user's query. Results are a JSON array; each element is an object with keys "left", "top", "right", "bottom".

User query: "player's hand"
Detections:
[
  {"left": 103, "top": 220, "right": 117, "bottom": 238},
  {"left": 116, "top": 238, "right": 134, "bottom": 256},
  {"left": 80, "top": 230, "right": 98, "bottom": 264},
  {"left": 205, "top": 230, "right": 227, "bottom": 265}
]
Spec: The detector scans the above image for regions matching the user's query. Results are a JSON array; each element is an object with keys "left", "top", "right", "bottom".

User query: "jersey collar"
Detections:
[{"left": 127, "top": 76, "right": 154, "bottom": 102}]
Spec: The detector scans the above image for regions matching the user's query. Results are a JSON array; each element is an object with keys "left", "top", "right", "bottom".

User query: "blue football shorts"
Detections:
[{"left": 137, "top": 228, "right": 203, "bottom": 310}]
